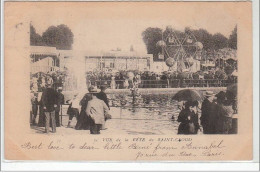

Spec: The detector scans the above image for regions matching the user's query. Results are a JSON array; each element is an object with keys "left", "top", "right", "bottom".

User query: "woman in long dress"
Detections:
[
  {"left": 37, "top": 91, "right": 45, "bottom": 127},
  {"left": 75, "top": 93, "right": 92, "bottom": 130},
  {"left": 110, "top": 76, "right": 116, "bottom": 89},
  {"left": 177, "top": 101, "right": 200, "bottom": 134},
  {"left": 124, "top": 78, "right": 129, "bottom": 89}
]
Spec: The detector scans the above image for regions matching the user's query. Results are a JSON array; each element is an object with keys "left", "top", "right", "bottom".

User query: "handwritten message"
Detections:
[{"left": 20, "top": 137, "right": 226, "bottom": 160}]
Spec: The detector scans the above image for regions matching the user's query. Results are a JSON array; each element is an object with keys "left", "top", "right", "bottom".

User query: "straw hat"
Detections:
[{"left": 205, "top": 91, "right": 214, "bottom": 97}]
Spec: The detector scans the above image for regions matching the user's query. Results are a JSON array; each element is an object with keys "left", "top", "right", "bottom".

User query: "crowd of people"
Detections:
[
  {"left": 31, "top": 83, "right": 111, "bottom": 134},
  {"left": 31, "top": 79, "right": 237, "bottom": 135},
  {"left": 86, "top": 69, "right": 237, "bottom": 89},
  {"left": 30, "top": 71, "right": 66, "bottom": 92},
  {"left": 177, "top": 90, "right": 237, "bottom": 134},
  {"left": 30, "top": 65, "right": 237, "bottom": 135}
]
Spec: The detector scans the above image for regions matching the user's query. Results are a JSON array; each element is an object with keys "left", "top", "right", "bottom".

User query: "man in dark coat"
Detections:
[
  {"left": 200, "top": 91, "right": 217, "bottom": 134},
  {"left": 96, "top": 86, "right": 110, "bottom": 130},
  {"left": 55, "top": 87, "right": 64, "bottom": 127},
  {"left": 41, "top": 78, "right": 58, "bottom": 133},
  {"left": 97, "top": 86, "right": 110, "bottom": 109},
  {"left": 31, "top": 92, "right": 38, "bottom": 125}
]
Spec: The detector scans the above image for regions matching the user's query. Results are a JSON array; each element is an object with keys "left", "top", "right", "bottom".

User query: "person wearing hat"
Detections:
[
  {"left": 200, "top": 91, "right": 217, "bottom": 134},
  {"left": 97, "top": 86, "right": 110, "bottom": 109},
  {"left": 41, "top": 78, "right": 58, "bottom": 133},
  {"left": 75, "top": 88, "right": 93, "bottom": 130},
  {"left": 86, "top": 86, "right": 110, "bottom": 134},
  {"left": 110, "top": 74, "right": 116, "bottom": 89},
  {"left": 97, "top": 86, "right": 110, "bottom": 130},
  {"left": 55, "top": 87, "right": 64, "bottom": 127},
  {"left": 215, "top": 91, "right": 234, "bottom": 134},
  {"left": 66, "top": 93, "right": 80, "bottom": 128}
]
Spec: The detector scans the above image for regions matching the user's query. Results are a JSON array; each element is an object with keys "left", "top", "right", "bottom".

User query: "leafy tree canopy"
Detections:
[
  {"left": 30, "top": 25, "right": 45, "bottom": 46},
  {"left": 30, "top": 24, "right": 74, "bottom": 50},
  {"left": 228, "top": 25, "right": 237, "bottom": 49}
]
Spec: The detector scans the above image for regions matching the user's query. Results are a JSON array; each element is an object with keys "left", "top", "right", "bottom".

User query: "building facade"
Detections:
[
  {"left": 84, "top": 51, "right": 153, "bottom": 72},
  {"left": 30, "top": 46, "right": 60, "bottom": 74}
]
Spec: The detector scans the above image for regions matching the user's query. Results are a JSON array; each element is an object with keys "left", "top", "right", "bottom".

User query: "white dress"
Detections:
[
  {"left": 110, "top": 77, "right": 116, "bottom": 89},
  {"left": 124, "top": 79, "right": 129, "bottom": 89}
]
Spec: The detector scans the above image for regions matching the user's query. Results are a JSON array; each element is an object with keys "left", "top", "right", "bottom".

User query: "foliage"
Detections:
[
  {"left": 142, "top": 26, "right": 231, "bottom": 61},
  {"left": 228, "top": 25, "right": 237, "bottom": 49},
  {"left": 30, "top": 25, "right": 45, "bottom": 46},
  {"left": 42, "top": 24, "right": 74, "bottom": 50},
  {"left": 192, "top": 28, "right": 214, "bottom": 50},
  {"left": 30, "top": 24, "right": 74, "bottom": 50},
  {"left": 212, "top": 33, "right": 228, "bottom": 50},
  {"left": 142, "top": 27, "right": 163, "bottom": 61},
  {"left": 142, "top": 26, "right": 240, "bottom": 61}
]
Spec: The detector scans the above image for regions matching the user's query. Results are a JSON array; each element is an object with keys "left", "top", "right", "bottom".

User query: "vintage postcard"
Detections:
[{"left": 4, "top": 1, "right": 253, "bottom": 161}]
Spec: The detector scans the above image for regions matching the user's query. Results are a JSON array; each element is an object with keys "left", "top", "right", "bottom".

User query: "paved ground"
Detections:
[{"left": 30, "top": 114, "right": 180, "bottom": 136}]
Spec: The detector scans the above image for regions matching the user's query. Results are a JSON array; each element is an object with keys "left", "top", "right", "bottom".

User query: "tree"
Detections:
[
  {"left": 142, "top": 27, "right": 163, "bottom": 61},
  {"left": 142, "top": 26, "right": 230, "bottom": 61},
  {"left": 190, "top": 29, "right": 228, "bottom": 50},
  {"left": 42, "top": 24, "right": 74, "bottom": 50},
  {"left": 228, "top": 25, "right": 237, "bottom": 49},
  {"left": 30, "top": 25, "right": 45, "bottom": 46},
  {"left": 212, "top": 33, "right": 228, "bottom": 50},
  {"left": 192, "top": 29, "right": 214, "bottom": 51}
]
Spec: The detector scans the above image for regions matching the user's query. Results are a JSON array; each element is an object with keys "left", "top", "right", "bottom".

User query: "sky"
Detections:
[{"left": 30, "top": 2, "right": 237, "bottom": 53}]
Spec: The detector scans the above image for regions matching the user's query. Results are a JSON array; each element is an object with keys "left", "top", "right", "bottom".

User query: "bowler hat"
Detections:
[
  {"left": 88, "top": 86, "right": 98, "bottom": 93},
  {"left": 205, "top": 91, "right": 214, "bottom": 97}
]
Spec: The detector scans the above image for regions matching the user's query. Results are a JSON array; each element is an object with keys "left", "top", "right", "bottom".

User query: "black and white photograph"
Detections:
[
  {"left": 3, "top": 1, "right": 255, "bottom": 163},
  {"left": 29, "top": 4, "right": 238, "bottom": 136}
]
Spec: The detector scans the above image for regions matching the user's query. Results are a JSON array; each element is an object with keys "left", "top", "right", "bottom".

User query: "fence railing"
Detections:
[
  {"left": 89, "top": 79, "right": 237, "bottom": 89},
  {"left": 31, "top": 79, "right": 236, "bottom": 92}
]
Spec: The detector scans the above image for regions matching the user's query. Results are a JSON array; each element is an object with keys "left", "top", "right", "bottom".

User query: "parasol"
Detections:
[{"left": 172, "top": 89, "right": 204, "bottom": 102}]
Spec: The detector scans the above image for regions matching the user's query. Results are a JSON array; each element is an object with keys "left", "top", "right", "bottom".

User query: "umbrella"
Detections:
[
  {"left": 172, "top": 89, "right": 204, "bottom": 102},
  {"left": 227, "top": 83, "right": 237, "bottom": 96}
]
